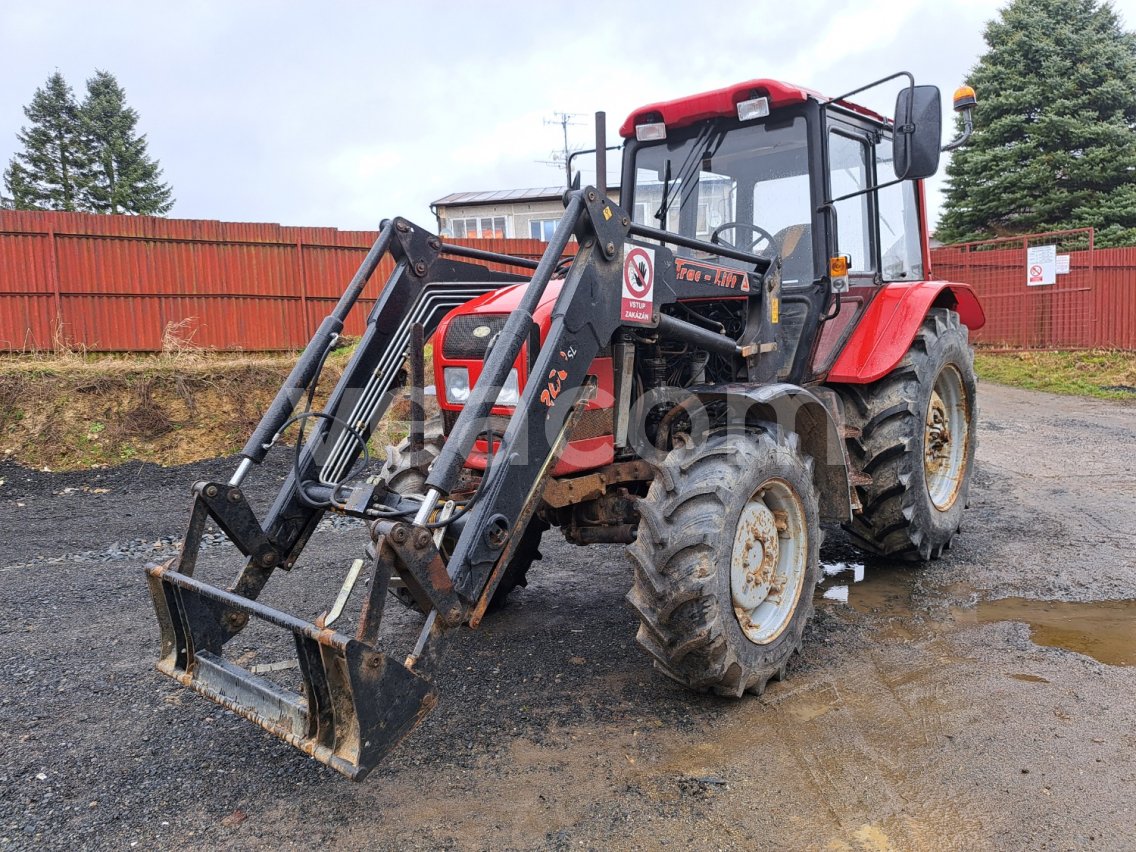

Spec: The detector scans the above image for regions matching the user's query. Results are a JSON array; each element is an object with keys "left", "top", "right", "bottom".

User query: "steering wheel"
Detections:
[{"left": 710, "top": 221, "right": 777, "bottom": 256}]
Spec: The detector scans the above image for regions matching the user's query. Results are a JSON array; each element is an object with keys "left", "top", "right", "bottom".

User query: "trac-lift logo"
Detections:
[{"left": 621, "top": 245, "right": 655, "bottom": 325}]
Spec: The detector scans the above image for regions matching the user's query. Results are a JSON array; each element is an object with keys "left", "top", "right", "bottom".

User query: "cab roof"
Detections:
[{"left": 618, "top": 78, "right": 887, "bottom": 138}]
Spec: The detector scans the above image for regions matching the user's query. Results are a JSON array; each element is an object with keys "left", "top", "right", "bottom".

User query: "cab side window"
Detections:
[
  {"left": 828, "top": 131, "right": 873, "bottom": 274},
  {"left": 876, "top": 138, "right": 925, "bottom": 281}
]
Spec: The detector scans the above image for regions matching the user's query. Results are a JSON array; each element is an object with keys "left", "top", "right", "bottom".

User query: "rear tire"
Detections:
[
  {"left": 627, "top": 430, "right": 821, "bottom": 697},
  {"left": 837, "top": 308, "right": 977, "bottom": 561}
]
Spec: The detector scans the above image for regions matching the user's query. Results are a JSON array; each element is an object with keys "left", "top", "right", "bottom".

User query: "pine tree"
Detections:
[
  {"left": 938, "top": 0, "right": 1136, "bottom": 247},
  {"left": 3, "top": 72, "right": 90, "bottom": 211},
  {"left": 79, "top": 70, "right": 174, "bottom": 215}
]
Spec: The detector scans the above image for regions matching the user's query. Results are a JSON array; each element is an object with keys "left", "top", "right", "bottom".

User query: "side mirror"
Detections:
[{"left": 893, "top": 85, "right": 942, "bottom": 180}]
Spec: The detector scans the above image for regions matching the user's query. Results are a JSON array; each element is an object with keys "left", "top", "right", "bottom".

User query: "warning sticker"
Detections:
[{"left": 621, "top": 245, "right": 655, "bottom": 324}]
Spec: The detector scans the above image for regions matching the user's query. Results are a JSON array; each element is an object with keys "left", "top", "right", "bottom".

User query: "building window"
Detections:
[
  {"left": 529, "top": 219, "right": 558, "bottom": 241},
  {"left": 631, "top": 194, "right": 678, "bottom": 233},
  {"left": 450, "top": 216, "right": 507, "bottom": 239},
  {"left": 696, "top": 202, "right": 709, "bottom": 238}
]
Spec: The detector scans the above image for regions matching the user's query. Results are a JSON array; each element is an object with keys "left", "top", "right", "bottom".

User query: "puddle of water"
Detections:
[
  {"left": 957, "top": 598, "right": 1136, "bottom": 668},
  {"left": 822, "top": 561, "right": 865, "bottom": 582},
  {"left": 816, "top": 562, "right": 1135, "bottom": 668},
  {"left": 818, "top": 560, "right": 918, "bottom": 617}
]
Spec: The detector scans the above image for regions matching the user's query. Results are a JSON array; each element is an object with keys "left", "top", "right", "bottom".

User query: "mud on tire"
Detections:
[
  {"left": 626, "top": 429, "right": 821, "bottom": 697},
  {"left": 836, "top": 307, "right": 977, "bottom": 561}
]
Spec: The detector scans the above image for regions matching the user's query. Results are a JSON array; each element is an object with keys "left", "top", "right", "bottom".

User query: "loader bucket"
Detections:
[{"left": 146, "top": 563, "right": 437, "bottom": 781}]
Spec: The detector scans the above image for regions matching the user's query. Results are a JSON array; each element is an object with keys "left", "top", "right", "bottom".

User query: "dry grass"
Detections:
[{"left": 159, "top": 317, "right": 205, "bottom": 361}]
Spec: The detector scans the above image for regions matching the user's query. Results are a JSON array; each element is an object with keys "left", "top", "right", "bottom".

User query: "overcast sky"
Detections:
[{"left": 3, "top": 0, "right": 1134, "bottom": 233}]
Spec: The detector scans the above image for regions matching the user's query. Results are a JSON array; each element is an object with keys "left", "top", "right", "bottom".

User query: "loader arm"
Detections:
[
  {"left": 146, "top": 188, "right": 776, "bottom": 780},
  {"left": 228, "top": 221, "right": 527, "bottom": 603},
  {"left": 428, "top": 191, "right": 629, "bottom": 608}
]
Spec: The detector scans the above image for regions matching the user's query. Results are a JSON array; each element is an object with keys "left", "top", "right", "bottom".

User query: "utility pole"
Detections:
[{"left": 543, "top": 112, "right": 585, "bottom": 185}]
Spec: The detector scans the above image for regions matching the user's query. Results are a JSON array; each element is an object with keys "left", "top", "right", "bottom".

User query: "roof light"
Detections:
[
  {"left": 736, "top": 96, "right": 770, "bottom": 122},
  {"left": 635, "top": 121, "right": 667, "bottom": 142}
]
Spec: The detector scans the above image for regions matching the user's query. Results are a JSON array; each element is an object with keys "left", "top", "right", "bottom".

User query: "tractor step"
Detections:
[{"left": 145, "top": 563, "right": 437, "bottom": 781}]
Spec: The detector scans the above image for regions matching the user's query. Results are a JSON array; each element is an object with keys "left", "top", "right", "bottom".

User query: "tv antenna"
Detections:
[{"left": 538, "top": 112, "right": 587, "bottom": 185}]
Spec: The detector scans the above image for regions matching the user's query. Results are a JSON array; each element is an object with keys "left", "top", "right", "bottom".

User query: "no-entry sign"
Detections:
[
  {"left": 621, "top": 245, "right": 654, "bottom": 324},
  {"left": 1027, "top": 244, "right": 1057, "bottom": 286}
]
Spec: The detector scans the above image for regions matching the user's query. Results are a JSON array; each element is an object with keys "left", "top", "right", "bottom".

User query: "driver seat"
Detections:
[{"left": 770, "top": 224, "right": 813, "bottom": 287}]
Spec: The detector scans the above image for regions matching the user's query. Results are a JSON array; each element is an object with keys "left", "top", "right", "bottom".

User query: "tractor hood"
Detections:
[{"left": 443, "top": 277, "right": 566, "bottom": 325}]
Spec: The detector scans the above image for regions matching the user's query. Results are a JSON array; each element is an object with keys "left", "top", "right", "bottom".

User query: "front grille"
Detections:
[
  {"left": 443, "top": 314, "right": 509, "bottom": 359},
  {"left": 442, "top": 408, "right": 612, "bottom": 442},
  {"left": 487, "top": 414, "right": 512, "bottom": 436},
  {"left": 570, "top": 407, "right": 614, "bottom": 440},
  {"left": 441, "top": 411, "right": 511, "bottom": 438}
]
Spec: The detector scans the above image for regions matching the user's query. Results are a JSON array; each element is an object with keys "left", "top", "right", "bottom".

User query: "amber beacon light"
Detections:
[
  {"left": 953, "top": 85, "right": 977, "bottom": 111},
  {"left": 943, "top": 84, "right": 977, "bottom": 151}
]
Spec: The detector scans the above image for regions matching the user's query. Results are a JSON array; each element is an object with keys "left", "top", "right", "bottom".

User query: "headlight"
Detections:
[
  {"left": 443, "top": 367, "right": 521, "bottom": 407},
  {"left": 443, "top": 367, "right": 470, "bottom": 403},
  {"left": 495, "top": 369, "right": 520, "bottom": 406}
]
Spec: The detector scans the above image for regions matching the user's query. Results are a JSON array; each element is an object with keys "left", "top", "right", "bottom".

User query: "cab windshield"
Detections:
[{"left": 629, "top": 116, "right": 814, "bottom": 286}]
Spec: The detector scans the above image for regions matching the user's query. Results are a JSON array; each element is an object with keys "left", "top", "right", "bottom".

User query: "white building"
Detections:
[
  {"left": 431, "top": 186, "right": 623, "bottom": 241},
  {"left": 431, "top": 180, "right": 738, "bottom": 244}
]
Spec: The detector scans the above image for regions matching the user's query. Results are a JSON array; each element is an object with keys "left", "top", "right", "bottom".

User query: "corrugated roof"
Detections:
[{"left": 431, "top": 187, "right": 569, "bottom": 206}]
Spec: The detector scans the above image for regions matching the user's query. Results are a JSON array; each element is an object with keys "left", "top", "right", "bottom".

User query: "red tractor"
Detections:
[{"left": 147, "top": 73, "right": 983, "bottom": 779}]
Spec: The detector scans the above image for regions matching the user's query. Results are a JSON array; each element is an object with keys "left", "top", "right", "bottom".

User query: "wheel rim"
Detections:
[
  {"left": 730, "top": 478, "right": 808, "bottom": 645},
  {"left": 924, "top": 364, "right": 970, "bottom": 511}
]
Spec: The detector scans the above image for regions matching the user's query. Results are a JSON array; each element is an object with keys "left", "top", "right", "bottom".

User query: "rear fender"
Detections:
[
  {"left": 827, "top": 281, "right": 985, "bottom": 384},
  {"left": 690, "top": 383, "right": 851, "bottom": 522}
]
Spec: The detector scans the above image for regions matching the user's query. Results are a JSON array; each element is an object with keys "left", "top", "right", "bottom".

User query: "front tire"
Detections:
[
  {"left": 837, "top": 307, "right": 977, "bottom": 561},
  {"left": 379, "top": 420, "right": 445, "bottom": 496},
  {"left": 627, "top": 430, "right": 821, "bottom": 697},
  {"left": 378, "top": 424, "right": 545, "bottom": 612}
]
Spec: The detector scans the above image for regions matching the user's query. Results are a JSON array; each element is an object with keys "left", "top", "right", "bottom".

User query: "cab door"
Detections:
[{"left": 809, "top": 114, "right": 927, "bottom": 378}]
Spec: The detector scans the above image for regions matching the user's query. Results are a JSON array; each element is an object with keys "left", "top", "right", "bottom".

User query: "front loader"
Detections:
[{"left": 147, "top": 73, "right": 985, "bottom": 780}]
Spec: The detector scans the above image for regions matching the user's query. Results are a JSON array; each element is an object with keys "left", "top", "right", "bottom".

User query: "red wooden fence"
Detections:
[
  {"left": 930, "top": 227, "right": 1136, "bottom": 350},
  {"left": 0, "top": 210, "right": 557, "bottom": 352},
  {"left": 1, "top": 212, "right": 1133, "bottom": 351}
]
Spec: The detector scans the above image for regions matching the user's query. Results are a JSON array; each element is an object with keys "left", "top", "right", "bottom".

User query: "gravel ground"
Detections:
[{"left": 1, "top": 383, "right": 1134, "bottom": 850}]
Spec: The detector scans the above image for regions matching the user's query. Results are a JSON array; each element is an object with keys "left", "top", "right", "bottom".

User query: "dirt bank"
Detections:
[{"left": 0, "top": 355, "right": 310, "bottom": 469}]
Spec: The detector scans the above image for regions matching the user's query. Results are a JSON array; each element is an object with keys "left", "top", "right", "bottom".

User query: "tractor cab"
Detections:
[{"left": 619, "top": 77, "right": 955, "bottom": 383}]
